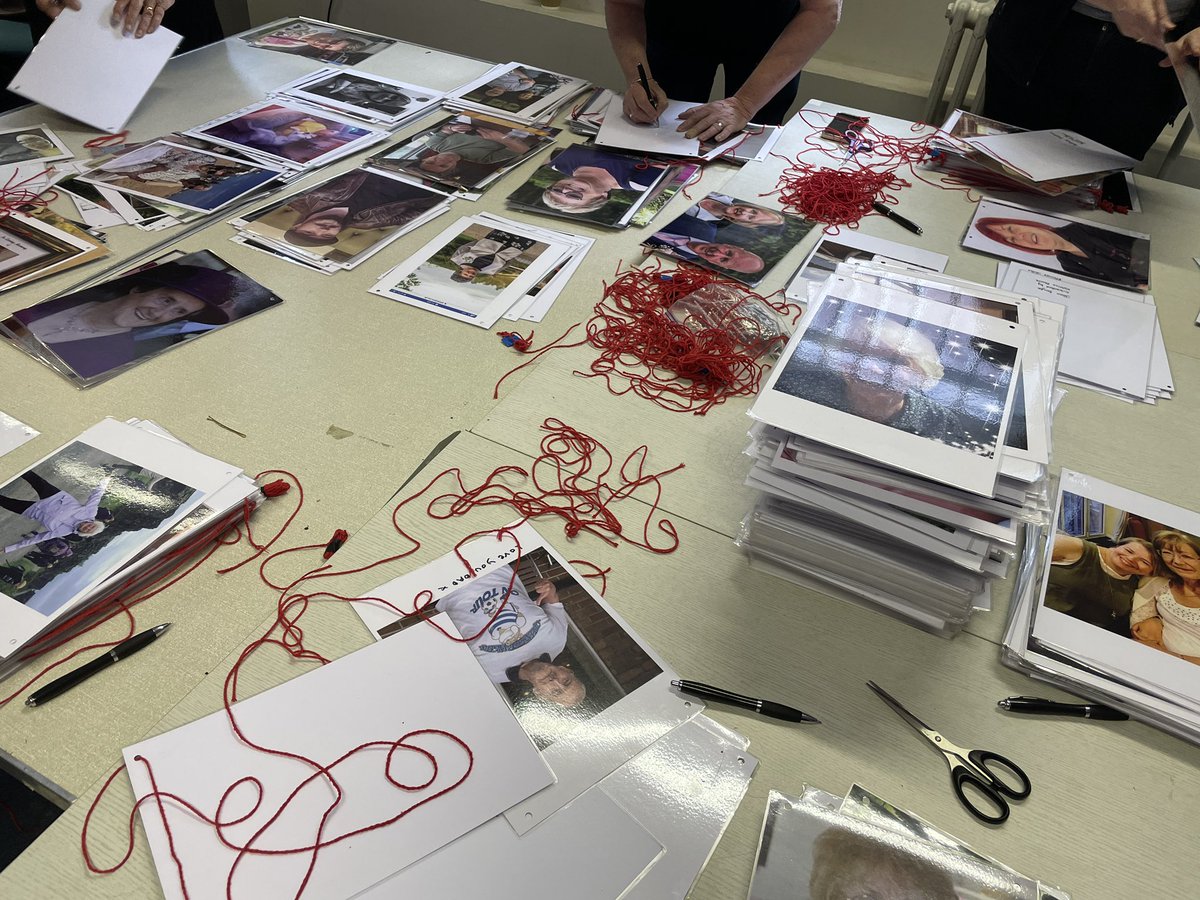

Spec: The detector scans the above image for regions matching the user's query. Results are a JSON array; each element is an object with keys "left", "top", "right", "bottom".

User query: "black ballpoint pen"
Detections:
[
  {"left": 872, "top": 201, "right": 923, "bottom": 235},
  {"left": 26, "top": 623, "right": 171, "bottom": 707},
  {"left": 998, "top": 696, "right": 1128, "bottom": 721},
  {"left": 636, "top": 61, "right": 660, "bottom": 127},
  {"left": 672, "top": 679, "right": 820, "bottom": 723}
]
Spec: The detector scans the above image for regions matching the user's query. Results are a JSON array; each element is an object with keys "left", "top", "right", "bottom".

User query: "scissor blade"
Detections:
[{"left": 866, "top": 681, "right": 933, "bottom": 733}]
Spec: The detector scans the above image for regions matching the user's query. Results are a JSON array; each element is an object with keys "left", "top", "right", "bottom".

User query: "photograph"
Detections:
[
  {"left": 0, "top": 125, "right": 70, "bottom": 167},
  {"left": 282, "top": 70, "right": 437, "bottom": 120},
  {"left": 0, "top": 211, "right": 104, "bottom": 292},
  {"left": 963, "top": 198, "right": 1150, "bottom": 292},
  {"left": 771, "top": 295, "right": 1018, "bottom": 457},
  {"left": 0, "top": 442, "right": 197, "bottom": 615},
  {"left": 9, "top": 249, "right": 282, "bottom": 382},
  {"left": 240, "top": 20, "right": 396, "bottom": 66},
  {"left": 507, "top": 144, "right": 670, "bottom": 228},
  {"left": 377, "top": 544, "right": 662, "bottom": 750},
  {"left": 194, "top": 103, "right": 379, "bottom": 167},
  {"left": 77, "top": 141, "right": 280, "bottom": 213},
  {"left": 237, "top": 169, "right": 447, "bottom": 266},
  {"left": 367, "top": 112, "right": 558, "bottom": 192},
  {"left": 458, "top": 63, "right": 578, "bottom": 115},
  {"left": 643, "top": 192, "right": 814, "bottom": 286}
]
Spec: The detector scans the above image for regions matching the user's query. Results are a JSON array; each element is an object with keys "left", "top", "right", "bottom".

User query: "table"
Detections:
[{"left": 1, "top": 20, "right": 1199, "bottom": 900}]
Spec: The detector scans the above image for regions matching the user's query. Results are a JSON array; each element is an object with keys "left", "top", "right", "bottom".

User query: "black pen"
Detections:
[
  {"left": 998, "top": 696, "right": 1128, "bottom": 721},
  {"left": 872, "top": 201, "right": 923, "bottom": 235},
  {"left": 26, "top": 623, "right": 171, "bottom": 707},
  {"left": 636, "top": 62, "right": 660, "bottom": 127},
  {"left": 672, "top": 679, "right": 820, "bottom": 723}
]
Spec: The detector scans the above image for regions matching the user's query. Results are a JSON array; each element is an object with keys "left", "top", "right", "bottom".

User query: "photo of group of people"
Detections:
[
  {"left": 368, "top": 112, "right": 557, "bottom": 192},
  {"left": 644, "top": 192, "right": 813, "bottom": 287},
  {"left": 240, "top": 20, "right": 396, "bottom": 66},
  {"left": 0, "top": 443, "right": 196, "bottom": 615},
  {"left": 194, "top": 103, "right": 377, "bottom": 168},
  {"left": 0, "top": 125, "right": 69, "bottom": 167},
  {"left": 1045, "top": 491, "right": 1200, "bottom": 666},
  {"left": 379, "top": 546, "right": 662, "bottom": 749},
  {"left": 79, "top": 141, "right": 280, "bottom": 214},
  {"left": 460, "top": 65, "right": 576, "bottom": 115}
]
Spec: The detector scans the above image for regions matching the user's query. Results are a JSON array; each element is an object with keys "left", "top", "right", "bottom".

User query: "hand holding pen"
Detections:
[{"left": 625, "top": 62, "right": 663, "bottom": 126}]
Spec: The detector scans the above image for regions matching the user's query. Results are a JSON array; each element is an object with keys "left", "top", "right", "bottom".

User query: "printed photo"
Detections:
[
  {"left": 379, "top": 545, "right": 663, "bottom": 749},
  {"left": 368, "top": 112, "right": 558, "bottom": 192},
  {"left": 240, "top": 20, "right": 395, "bottom": 66},
  {"left": 644, "top": 192, "right": 814, "bottom": 286},
  {"left": 963, "top": 199, "right": 1150, "bottom": 292},
  {"left": 238, "top": 169, "right": 446, "bottom": 266},
  {"left": 0, "top": 443, "right": 197, "bottom": 615},
  {"left": 507, "top": 144, "right": 670, "bottom": 228},
  {"left": 286, "top": 71, "right": 435, "bottom": 119},
  {"left": 9, "top": 249, "right": 282, "bottom": 382},
  {"left": 77, "top": 141, "right": 280, "bottom": 213},
  {"left": 0, "top": 212, "right": 101, "bottom": 292},
  {"left": 0, "top": 125, "right": 70, "bottom": 167},
  {"left": 196, "top": 103, "right": 376, "bottom": 167},
  {"left": 772, "top": 295, "right": 1018, "bottom": 458},
  {"left": 459, "top": 64, "right": 577, "bottom": 115},
  {"left": 940, "top": 109, "right": 1023, "bottom": 142}
]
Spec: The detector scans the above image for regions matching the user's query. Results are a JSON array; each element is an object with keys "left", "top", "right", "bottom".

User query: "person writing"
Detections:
[
  {"left": 30, "top": 0, "right": 223, "bottom": 52},
  {"left": 605, "top": 0, "right": 842, "bottom": 138}
]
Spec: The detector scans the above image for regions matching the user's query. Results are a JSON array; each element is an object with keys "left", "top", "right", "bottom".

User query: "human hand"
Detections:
[
  {"left": 35, "top": 0, "right": 80, "bottom": 19},
  {"left": 676, "top": 96, "right": 752, "bottom": 142},
  {"left": 1106, "top": 0, "right": 1174, "bottom": 50},
  {"left": 532, "top": 579, "right": 561, "bottom": 606},
  {"left": 1162, "top": 25, "right": 1200, "bottom": 66},
  {"left": 1132, "top": 616, "right": 1165, "bottom": 645},
  {"left": 623, "top": 77, "right": 666, "bottom": 125},
  {"left": 111, "top": 0, "right": 175, "bottom": 38}
]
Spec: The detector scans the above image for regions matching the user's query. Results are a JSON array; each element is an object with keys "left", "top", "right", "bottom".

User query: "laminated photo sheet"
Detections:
[
  {"left": 0, "top": 412, "right": 37, "bottom": 458},
  {"left": 0, "top": 210, "right": 108, "bottom": 293},
  {"left": 350, "top": 522, "right": 697, "bottom": 835},
  {"left": 447, "top": 62, "right": 590, "bottom": 124},
  {"left": 272, "top": 67, "right": 444, "bottom": 125},
  {"left": 0, "top": 417, "right": 238, "bottom": 659},
  {"left": 8, "top": 0, "right": 180, "bottom": 134},
  {"left": 229, "top": 231, "right": 344, "bottom": 275},
  {"left": 369, "top": 214, "right": 572, "bottom": 328},
  {"left": 785, "top": 230, "right": 950, "bottom": 300},
  {"left": 124, "top": 613, "right": 553, "bottom": 900},
  {"left": 836, "top": 262, "right": 1050, "bottom": 466},
  {"left": 700, "top": 123, "right": 783, "bottom": 163},
  {"left": 750, "top": 276, "right": 1026, "bottom": 497},
  {"left": 485, "top": 215, "right": 593, "bottom": 321},
  {"left": 594, "top": 94, "right": 701, "bottom": 156},
  {"left": 185, "top": 101, "right": 388, "bottom": 173},
  {"left": 1032, "top": 471, "right": 1200, "bottom": 713},
  {"left": 229, "top": 168, "right": 453, "bottom": 272},
  {"left": 965, "top": 128, "right": 1136, "bottom": 183},
  {"left": 75, "top": 140, "right": 284, "bottom": 214},
  {"left": 238, "top": 17, "right": 397, "bottom": 67},
  {"left": 748, "top": 788, "right": 1041, "bottom": 900},
  {"left": 0, "top": 124, "right": 72, "bottom": 170},
  {"left": 770, "top": 436, "right": 1019, "bottom": 545}
]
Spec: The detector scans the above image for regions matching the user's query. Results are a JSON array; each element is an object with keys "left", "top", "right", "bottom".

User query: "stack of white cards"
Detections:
[
  {"left": 739, "top": 262, "right": 1062, "bottom": 635},
  {"left": 445, "top": 62, "right": 589, "bottom": 125},
  {"left": 370, "top": 212, "right": 593, "bottom": 327},
  {"left": 270, "top": 67, "right": 445, "bottom": 128},
  {"left": 0, "top": 418, "right": 265, "bottom": 682},
  {"left": 1004, "top": 470, "right": 1200, "bottom": 746}
]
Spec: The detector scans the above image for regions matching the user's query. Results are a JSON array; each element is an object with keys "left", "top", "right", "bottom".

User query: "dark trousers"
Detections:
[
  {"left": 983, "top": 3, "right": 1185, "bottom": 160},
  {"left": 644, "top": 0, "right": 803, "bottom": 126},
  {"left": 0, "top": 471, "right": 58, "bottom": 515}
]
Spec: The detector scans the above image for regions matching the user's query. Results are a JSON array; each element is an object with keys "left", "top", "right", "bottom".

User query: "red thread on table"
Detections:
[{"left": 497, "top": 330, "right": 534, "bottom": 352}]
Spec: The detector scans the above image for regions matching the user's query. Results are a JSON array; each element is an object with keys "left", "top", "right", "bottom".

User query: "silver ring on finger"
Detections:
[
  {"left": 716, "top": 121, "right": 724, "bottom": 130},
  {"left": 142, "top": 4, "right": 156, "bottom": 14}
]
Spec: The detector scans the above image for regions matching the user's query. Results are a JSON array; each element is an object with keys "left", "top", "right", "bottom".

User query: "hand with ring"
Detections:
[
  {"left": 111, "top": 0, "right": 175, "bottom": 37},
  {"left": 676, "top": 96, "right": 752, "bottom": 141}
]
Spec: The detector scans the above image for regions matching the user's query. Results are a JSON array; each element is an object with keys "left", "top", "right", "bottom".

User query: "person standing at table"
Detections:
[
  {"left": 983, "top": 0, "right": 1200, "bottom": 159},
  {"left": 605, "top": 0, "right": 842, "bottom": 140},
  {"left": 29, "top": 0, "right": 223, "bottom": 53}
]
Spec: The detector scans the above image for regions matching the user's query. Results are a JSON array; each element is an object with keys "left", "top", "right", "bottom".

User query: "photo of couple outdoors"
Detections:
[
  {"left": 1047, "top": 493, "right": 1200, "bottom": 666},
  {"left": 379, "top": 546, "right": 662, "bottom": 749}
]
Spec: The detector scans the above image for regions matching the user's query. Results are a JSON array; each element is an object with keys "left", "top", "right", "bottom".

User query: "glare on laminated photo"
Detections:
[
  {"left": 273, "top": 67, "right": 442, "bottom": 123},
  {"left": 239, "top": 17, "right": 397, "bottom": 66}
]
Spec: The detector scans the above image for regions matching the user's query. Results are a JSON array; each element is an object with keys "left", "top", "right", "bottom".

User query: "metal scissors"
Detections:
[{"left": 867, "top": 681, "right": 1031, "bottom": 825}]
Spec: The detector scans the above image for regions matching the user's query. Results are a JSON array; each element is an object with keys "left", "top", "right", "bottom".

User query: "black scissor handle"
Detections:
[
  {"left": 951, "top": 765, "right": 1010, "bottom": 825},
  {"left": 969, "top": 749, "right": 1032, "bottom": 800}
]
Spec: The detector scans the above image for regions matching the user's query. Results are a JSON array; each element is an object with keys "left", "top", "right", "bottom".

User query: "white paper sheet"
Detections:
[
  {"left": 8, "top": 0, "right": 180, "bottom": 134},
  {"left": 0, "top": 412, "right": 37, "bottom": 458},
  {"left": 595, "top": 94, "right": 700, "bottom": 156},
  {"left": 965, "top": 129, "right": 1136, "bottom": 182},
  {"left": 124, "top": 613, "right": 554, "bottom": 900}
]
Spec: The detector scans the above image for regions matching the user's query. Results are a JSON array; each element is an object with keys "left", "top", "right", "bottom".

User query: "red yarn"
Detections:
[{"left": 497, "top": 330, "right": 534, "bottom": 352}]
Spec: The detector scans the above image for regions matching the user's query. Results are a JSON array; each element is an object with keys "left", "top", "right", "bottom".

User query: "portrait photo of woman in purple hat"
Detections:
[{"left": 11, "top": 250, "right": 281, "bottom": 382}]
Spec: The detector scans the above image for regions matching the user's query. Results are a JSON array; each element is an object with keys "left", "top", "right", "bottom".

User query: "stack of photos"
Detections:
[
  {"left": 366, "top": 111, "right": 560, "bottom": 196},
  {"left": 447, "top": 62, "right": 589, "bottom": 125},
  {"left": 643, "top": 192, "right": 814, "bottom": 287},
  {"left": 749, "top": 787, "right": 1067, "bottom": 899},
  {"left": 1004, "top": 470, "right": 1200, "bottom": 746},
  {"left": 506, "top": 143, "right": 678, "bottom": 229},
  {"left": 740, "top": 265, "right": 1064, "bottom": 634},
  {"left": 964, "top": 197, "right": 1151, "bottom": 293},
  {"left": 229, "top": 168, "right": 452, "bottom": 274},
  {"left": 58, "top": 174, "right": 206, "bottom": 232},
  {"left": 185, "top": 101, "right": 388, "bottom": 174},
  {"left": 239, "top": 18, "right": 397, "bottom": 66},
  {"left": 370, "top": 213, "right": 589, "bottom": 327},
  {"left": 0, "top": 418, "right": 251, "bottom": 666},
  {"left": 0, "top": 249, "right": 282, "bottom": 386},
  {"left": 270, "top": 67, "right": 444, "bottom": 127},
  {"left": 0, "top": 207, "right": 109, "bottom": 294},
  {"left": 75, "top": 140, "right": 283, "bottom": 215},
  {"left": 0, "top": 125, "right": 71, "bottom": 170},
  {"left": 784, "top": 229, "right": 949, "bottom": 302}
]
